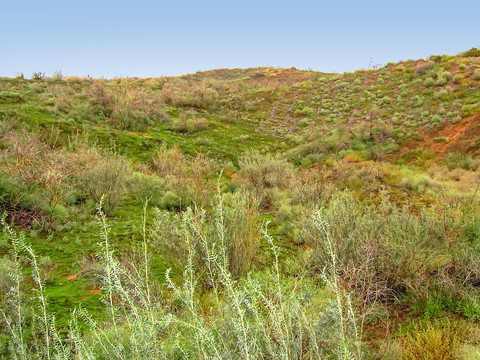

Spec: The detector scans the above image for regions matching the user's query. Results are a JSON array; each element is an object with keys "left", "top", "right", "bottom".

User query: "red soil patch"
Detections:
[
  {"left": 265, "top": 68, "right": 299, "bottom": 77},
  {"left": 67, "top": 274, "right": 78, "bottom": 281},
  {"left": 126, "top": 131, "right": 138, "bottom": 136},
  {"left": 143, "top": 134, "right": 152, "bottom": 138},
  {"left": 88, "top": 289, "right": 102, "bottom": 295},
  {"left": 400, "top": 113, "right": 480, "bottom": 156}
]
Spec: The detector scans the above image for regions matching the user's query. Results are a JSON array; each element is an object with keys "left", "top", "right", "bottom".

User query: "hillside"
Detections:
[{"left": 0, "top": 49, "right": 480, "bottom": 358}]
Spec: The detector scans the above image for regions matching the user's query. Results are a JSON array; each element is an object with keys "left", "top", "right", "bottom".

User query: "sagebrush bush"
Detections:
[
  {"left": 76, "top": 149, "right": 130, "bottom": 213},
  {"left": 151, "top": 190, "right": 262, "bottom": 278},
  {"left": 1, "top": 196, "right": 363, "bottom": 359},
  {"left": 473, "top": 69, "right": 480, "bottom": 81},
  {"left": 295, "top": 192, "right": 468, "bottom": 304},
  {"left": 238, "top": 151, "right": 294, "bottom": 208},
  {"left": 446, "top": 152, "right": 472, "bottom": 170},
  {"left": 171, "top": 114, "right": 207, "bottom": 133},
  {"left": 415, "top": 62, "right": 434, "bottom": 75}
]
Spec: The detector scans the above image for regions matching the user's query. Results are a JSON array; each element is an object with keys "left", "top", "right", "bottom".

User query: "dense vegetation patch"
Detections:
[{"left": 0, "top": 50, "right": 480, "bottom": 358}]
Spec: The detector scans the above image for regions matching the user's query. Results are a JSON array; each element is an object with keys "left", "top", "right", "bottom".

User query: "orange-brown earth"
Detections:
[{"left": 401, "top": 113, "right": 480, "bottom": 156}]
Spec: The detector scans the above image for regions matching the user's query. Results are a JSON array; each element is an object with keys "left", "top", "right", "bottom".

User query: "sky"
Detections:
[{"left": 1, "top": 0, "right": 479, "bottom": 78}]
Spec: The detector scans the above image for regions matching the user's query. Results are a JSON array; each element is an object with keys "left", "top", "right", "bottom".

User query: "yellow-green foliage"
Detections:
[{"left": 402, "top": 321, "right": 468, "bottom": 360}]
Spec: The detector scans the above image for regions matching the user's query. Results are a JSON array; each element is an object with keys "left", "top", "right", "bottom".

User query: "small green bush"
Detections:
[
  {"left": 0, "top": 91, "right": 23, "bottom": 104},
  {"left": 446, "top": 153, "right": 471, "bottom": 170},
  {"left": 441, "top": 71, "right": 452, "bottom": 80},
  {"left": 298, "top": 118, "right": 310, "bottom": 127},
  {"left": 171, "top": 116, "right": 207, "bottom": 133},
  {"left": 424, "top": 77, "right": 435, "bottom": 87},
  {"left": 436, "top": 77, "right": 447, "bottom": 86},
  {"left": 454, "top": 74, "right": 464, "bottom": 83},
  {"left": 302, "top": 107, "right": 315, "bottom": 117},
  {"left": 402, "top": 320, "right": 468, "bottom": 360},
  {"left": 463, "top": 47, "right": 480, "bottom": 57},
  {"left": 381, "top": 96, "right": 392, "bottom": 105},
  {"left": 473, "top": 69, "right": 480, "bottom": 81},
  {"left": 78, "top": 151, "right": 130, "bottom": 213}
]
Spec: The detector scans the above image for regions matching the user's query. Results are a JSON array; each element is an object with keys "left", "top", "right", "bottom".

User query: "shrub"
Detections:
[
  {"left": 32, "top": 72, "right": 45, "bottom": 80},
  {"left": 401, "top": 174, "right": 432, "bottom": 191},
  {"left": 412, "top": 96, "right": 424, "bottom": 107},
  {"left": 298, "top": 193, "right": 457, "bottom": 303},
  {"left": 52, "top": 70, "right": 63, "bottom": 80},
  {"left": 446, "top": 152, "right": 471, "bottom": 170},
  {"left": 424, "top": 77, "right": 435, "bottom": 87},
  {"left": 195, "top": 137, "right": 212, "bottom": 146},
  {"left": 1, "top": 199, "right": 363, "bottom": 359},
  {"left": 434, "top": 137, "right": 449, "bottom": 143},
  {"left": 159, "top": 190, "right": 181, "bottom": 210},
  {"left": 436, "top": 77, "right": 447, "bottom": 86},
  {"left": 429, "top": 54, "right": 442, "bottom": 62},
  {"left": 151, "top": 145, "right": 189, "bottom": 178},
  {"left": 298, "top": 118, "right": 310, "bottom": 127},
  {"left": 171, "top": 115, "right": 207, "bottom": 133},
  {"left": 0, "top": 91, "right": 23, "bottom": 104},
  {"left": 76, "top": 150, "right": 130, "bottom": 213},
  {"left": 473, "top": 69, "right": 480, "bottom": 81},
  {"left": 381, "top": 96, "right": 392, "bottom": 105},
  {"left": 402, "top": 320, "right": 468, "bottom": 360},
  {"left": 441, "top": 71, "right": 452, "bottom": 80},
  {"left": 238, "top": 151, "right": 294, "bottom": 208},
  {"left": 435, "top": 89, "right": 449, "bottom": 99},
  {"left": 454, "top": 74, "right": 464, "bottom": 83},
  {"left": 302, "top": 107, "right": 315, "bottom": 117},
  {"left": 415, "top": 62, "right": 434, "bottom": 75},
  {"left": 463, "top": 47, "right": 480, "bottom": 57}
]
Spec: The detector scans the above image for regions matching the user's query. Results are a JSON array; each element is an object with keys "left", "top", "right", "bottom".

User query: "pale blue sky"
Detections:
[{"left": 1, "top": 0, "right": 479, "bottom": 78}]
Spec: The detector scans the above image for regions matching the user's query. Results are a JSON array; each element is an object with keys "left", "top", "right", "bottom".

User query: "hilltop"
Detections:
[{"left": 1, "top": 49, "right": 480, "bottom": 358}]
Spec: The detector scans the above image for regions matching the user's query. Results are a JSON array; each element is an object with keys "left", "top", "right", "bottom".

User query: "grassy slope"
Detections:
[{"left": 0, "top": 49, "right": 480, "bottom": 349}]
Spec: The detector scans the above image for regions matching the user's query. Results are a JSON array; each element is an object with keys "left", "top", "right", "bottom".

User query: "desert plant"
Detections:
[
  {"left": 463, "top": 47, "right": 480, "bottom": 57},
  {"left": 238, "top": 151, "right": 294, "bottom": 208},
  {"left": 446, "top": 153, "right": 471, "bottom": 170},
  {"left": 401, "top": 320, "right": 468, "bottom": 360},
  {"left": 415, "top": 62, "right": 434, "bottom": 75},
  {"left": 52, "top": 71, "right": 63, "bottom": 80},
  {"left": 2, "top": 197, "right": 364, "bottom": 359},
  {"left": 454, "top": 74, "right": 464, "bottom": 83},
  {"left": 76, "top": 149, "right": 130, "bottom": 213},
  {"left": 473, "top": 69, "right": 480, "bottom": 81},
  {"left": 32, "top": 72, "right": 46, "bottom": 80}
]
